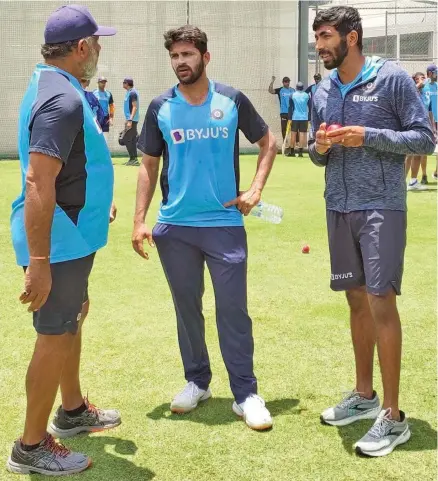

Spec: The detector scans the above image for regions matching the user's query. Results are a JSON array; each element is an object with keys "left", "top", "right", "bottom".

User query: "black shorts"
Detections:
[
  {"left": 291, "top": 120, "right": 308, "bottom": 133},
  {"left": 326, "top": 210, "right": 406, "bottom": 295},
  {"left": 23, "top": 254, "right": 95, "bottom": 335}
]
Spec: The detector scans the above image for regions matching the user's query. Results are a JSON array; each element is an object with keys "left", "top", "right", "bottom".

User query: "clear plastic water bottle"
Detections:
[{"left": 250, "top": 201, "right": 284, "bottom": 224}]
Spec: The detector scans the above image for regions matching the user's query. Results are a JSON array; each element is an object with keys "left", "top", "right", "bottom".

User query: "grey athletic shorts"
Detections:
[
  {"left": 326, "top": 210, "right": 406, "bottom": 295},
  {"left": 24, "top": 254, "right": 95, "bottom": 335}
]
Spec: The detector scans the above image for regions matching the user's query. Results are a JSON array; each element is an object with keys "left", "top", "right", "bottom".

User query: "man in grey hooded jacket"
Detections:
[{"left": 309, "top": 6, "right": 435, "bottom": 458}]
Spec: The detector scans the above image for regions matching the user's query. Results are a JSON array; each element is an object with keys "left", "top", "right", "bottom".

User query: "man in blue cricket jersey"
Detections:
[
  {"left": 306, "top": 73, "right": 322, "bottom": 99},
  {"left": 287, "top": 81, "right": 311, "bottom": 157},
  {"left": 421, "top": 64, "right": 438, "bottom": 180},
  {"left": 309, "top": 6, "right": 434, "bottom": 457},
  {"left": 422, "top": 64, "right": 437, "bottom": 125},
  {"left": 405, "top": 72, "right": 433, "bottom": 189},
  {"left": 268, "top": 75, "right": 294, "bottom": 141},
  {"left": 80, "top": 78, "right": 106, "bottom": 129},
  {"left": 122, "top": 77, "right": 140, "bottom": 166},
  {"left": 8, "top": 5, "right": 120, "bottom": 476},
  {"left": 132, "top": 25, "right": 277, "bottom": 431},
  {"left": 93, "top": 76, "right": 115, "bottom": 144}
]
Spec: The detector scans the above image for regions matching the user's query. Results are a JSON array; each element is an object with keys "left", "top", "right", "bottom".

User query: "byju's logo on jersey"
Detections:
[
  {"left": 353, "top": 94, "right": 378, "bottom": 103},
  {"left": 171, "top": 129, "right": 185, "bottom": 144},
  {"left": 211, "top": 109, "right": 224, "bottom": 120},
  {"left": 170, "top": 128, "right": 229, "bottom": 144}
]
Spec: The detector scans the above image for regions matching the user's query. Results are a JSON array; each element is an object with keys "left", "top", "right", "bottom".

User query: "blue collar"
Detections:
[
  {"left": 330, "top": 56, "right": 384, "bottom": 88},
  {"left": 37, "top": 63, "right": 82, "bottom": 91}
]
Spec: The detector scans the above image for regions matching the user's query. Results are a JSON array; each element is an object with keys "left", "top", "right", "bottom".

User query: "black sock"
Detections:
[
  {"left": 21, "top": 440, "right": 42, "bottom": 451},
  {"left": 64, "top": 402, "right": 87, "bottom": 417}
]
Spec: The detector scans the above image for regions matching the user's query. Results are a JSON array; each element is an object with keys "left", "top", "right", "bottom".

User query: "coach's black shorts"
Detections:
[
  {"left": 24, "top": 254, "right": 95, "bottom": 335},
  {"left": 326, "top": 210, "right": 406, "bottom": 295},
  {"left": 291, "top": 120, "right": 308, "bottom": 133}
]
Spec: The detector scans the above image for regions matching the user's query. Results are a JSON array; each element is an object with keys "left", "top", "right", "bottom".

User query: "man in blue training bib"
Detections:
[
  {"left": 93, "top": 76, "right": 115, "bottom": 144},
  {"left": 287, "top": 81, "right": 311, "bottom": 157},
  {"left": 132, "top": 25, "right": 277, "bottom": 431},
  {"left": 8, "top": 5, "right": 119, "bottom": 476}
]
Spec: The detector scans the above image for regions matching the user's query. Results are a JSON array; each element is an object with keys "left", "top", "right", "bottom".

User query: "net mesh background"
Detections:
[{"left": 0, "top": 1, "right": 298, "bottom": 156}]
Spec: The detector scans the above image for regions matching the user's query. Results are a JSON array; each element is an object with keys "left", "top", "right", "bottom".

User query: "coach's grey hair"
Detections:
[{"left": 41, "top": 36, "right": 94, "bottom": 60}]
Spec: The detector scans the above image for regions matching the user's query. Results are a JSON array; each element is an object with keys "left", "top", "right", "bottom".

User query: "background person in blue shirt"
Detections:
[
  {"left": 122, "top": 77, "right": 140, "bottom": 166},
  {"left": 132, "top": 25, "right": 277, "bottom": 431},
  {"left": 405, "top": 72, "right": 435, "bottom": 189},
  {"left": 7, "top": 5, "right": 119, "bottom": 476},
  {"left": 421, "top": 64, "right": 438, "bottom": 179},
  {"left": 93, "top": 76, "right": 115, "bottom": 144},
  {"left": 268, "top": 75, "right": 294, "bottom": 140},
  {"left": 310, "top": 5, "right": 434, "bottom": 457},
  {"left": 80, "top": 78, "right": 106, "bottom": 128},
  {"left": 306, "top": 72, "right": 322, "bottom": 98},
  {"left": 422, "top": 64, "right": 437, "bottom": 125},
  {"left": 286, "top": 81, "right": 310, "bottom": 157}
]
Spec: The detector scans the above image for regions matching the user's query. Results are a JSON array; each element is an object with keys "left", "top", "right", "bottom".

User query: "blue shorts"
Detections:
[{"left": 23, "top": 254, "right": 95, "bottom": 335}]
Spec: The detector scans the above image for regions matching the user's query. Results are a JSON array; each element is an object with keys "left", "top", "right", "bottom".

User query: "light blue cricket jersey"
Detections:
[
  {"left": 289, "top": 91, "right": 310, "bottom": 121},
  {"left": 137, "top": 80, "right": 268, "bottom": 227},
  {"left": 422, "top": 79, "right": 437, "bottom": 121},
  {"left": 124, "top": 88, "right": 140, "bottom": 121}
]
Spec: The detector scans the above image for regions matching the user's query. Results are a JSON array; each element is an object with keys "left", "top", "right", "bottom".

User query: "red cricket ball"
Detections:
[
  {"left": 302, "top": 245, "right": 310, "bottom": 254},
  {"left": 326, "top": 124, "right": 343, "bottom": 132}
]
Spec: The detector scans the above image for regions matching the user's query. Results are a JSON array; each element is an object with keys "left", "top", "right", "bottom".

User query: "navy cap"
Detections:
[
  {"left": 426, "top": 64, "right": 437, "bottom": 73},
  {"left": 44, "top": 4, "right": 116, "bottom": 44},
  {"left": 123, "top": 77, "right": 134, "bottom": 86}
]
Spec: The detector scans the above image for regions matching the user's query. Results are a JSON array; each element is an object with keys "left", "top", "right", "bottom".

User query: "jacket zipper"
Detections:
[
  {"left": 335, "top": 74, "right": 379, "bottom": 212},
  {"left": 341, "top": 94, "right": 348, "bottom": 212}
]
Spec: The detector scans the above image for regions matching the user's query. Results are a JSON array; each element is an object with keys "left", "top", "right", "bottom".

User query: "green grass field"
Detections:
[{"left": 0, "top": 156, "right": 436, "bottom": 481}]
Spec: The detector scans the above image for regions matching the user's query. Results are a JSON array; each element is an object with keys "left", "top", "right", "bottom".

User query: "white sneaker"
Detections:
[
  {"left": 407, "top": 179, "right": 427, "bottom": 191},
  {"left": 232, "top": 394, "right": 273, "bottom": 430},
  {"left": 170, "top": 382, "right": 211, "bottom": 413}
]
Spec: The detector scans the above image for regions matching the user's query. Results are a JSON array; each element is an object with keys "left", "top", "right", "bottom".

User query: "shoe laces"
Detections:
[
  {"left": 181, "top": 382, "right": 199, "bottom": 399},
  {"left": 337, "top": 390, "right": 362, "bottom": 409},
  {"left": 84, "top": 394, "right": 99, "bottom": 416},
  {"left": 368, "top": 408, "right": 393, "bottom": 438},
  {"left": 244, "top": 394, "right": 266, "bottom": 409},
  {"left": 44, "top": 434, "right": 70, "bottom": 458}
]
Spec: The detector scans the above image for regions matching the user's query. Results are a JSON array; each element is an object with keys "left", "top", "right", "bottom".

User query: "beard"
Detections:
[
  {"left": 319, "top": 37, "right": 349, "bottom": 70},
  {"left": 175, "top": 59, "right": 204, "bottom": 85},
  {"left": 81, "top": 44, "right": 99, "bottom": 80}
]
